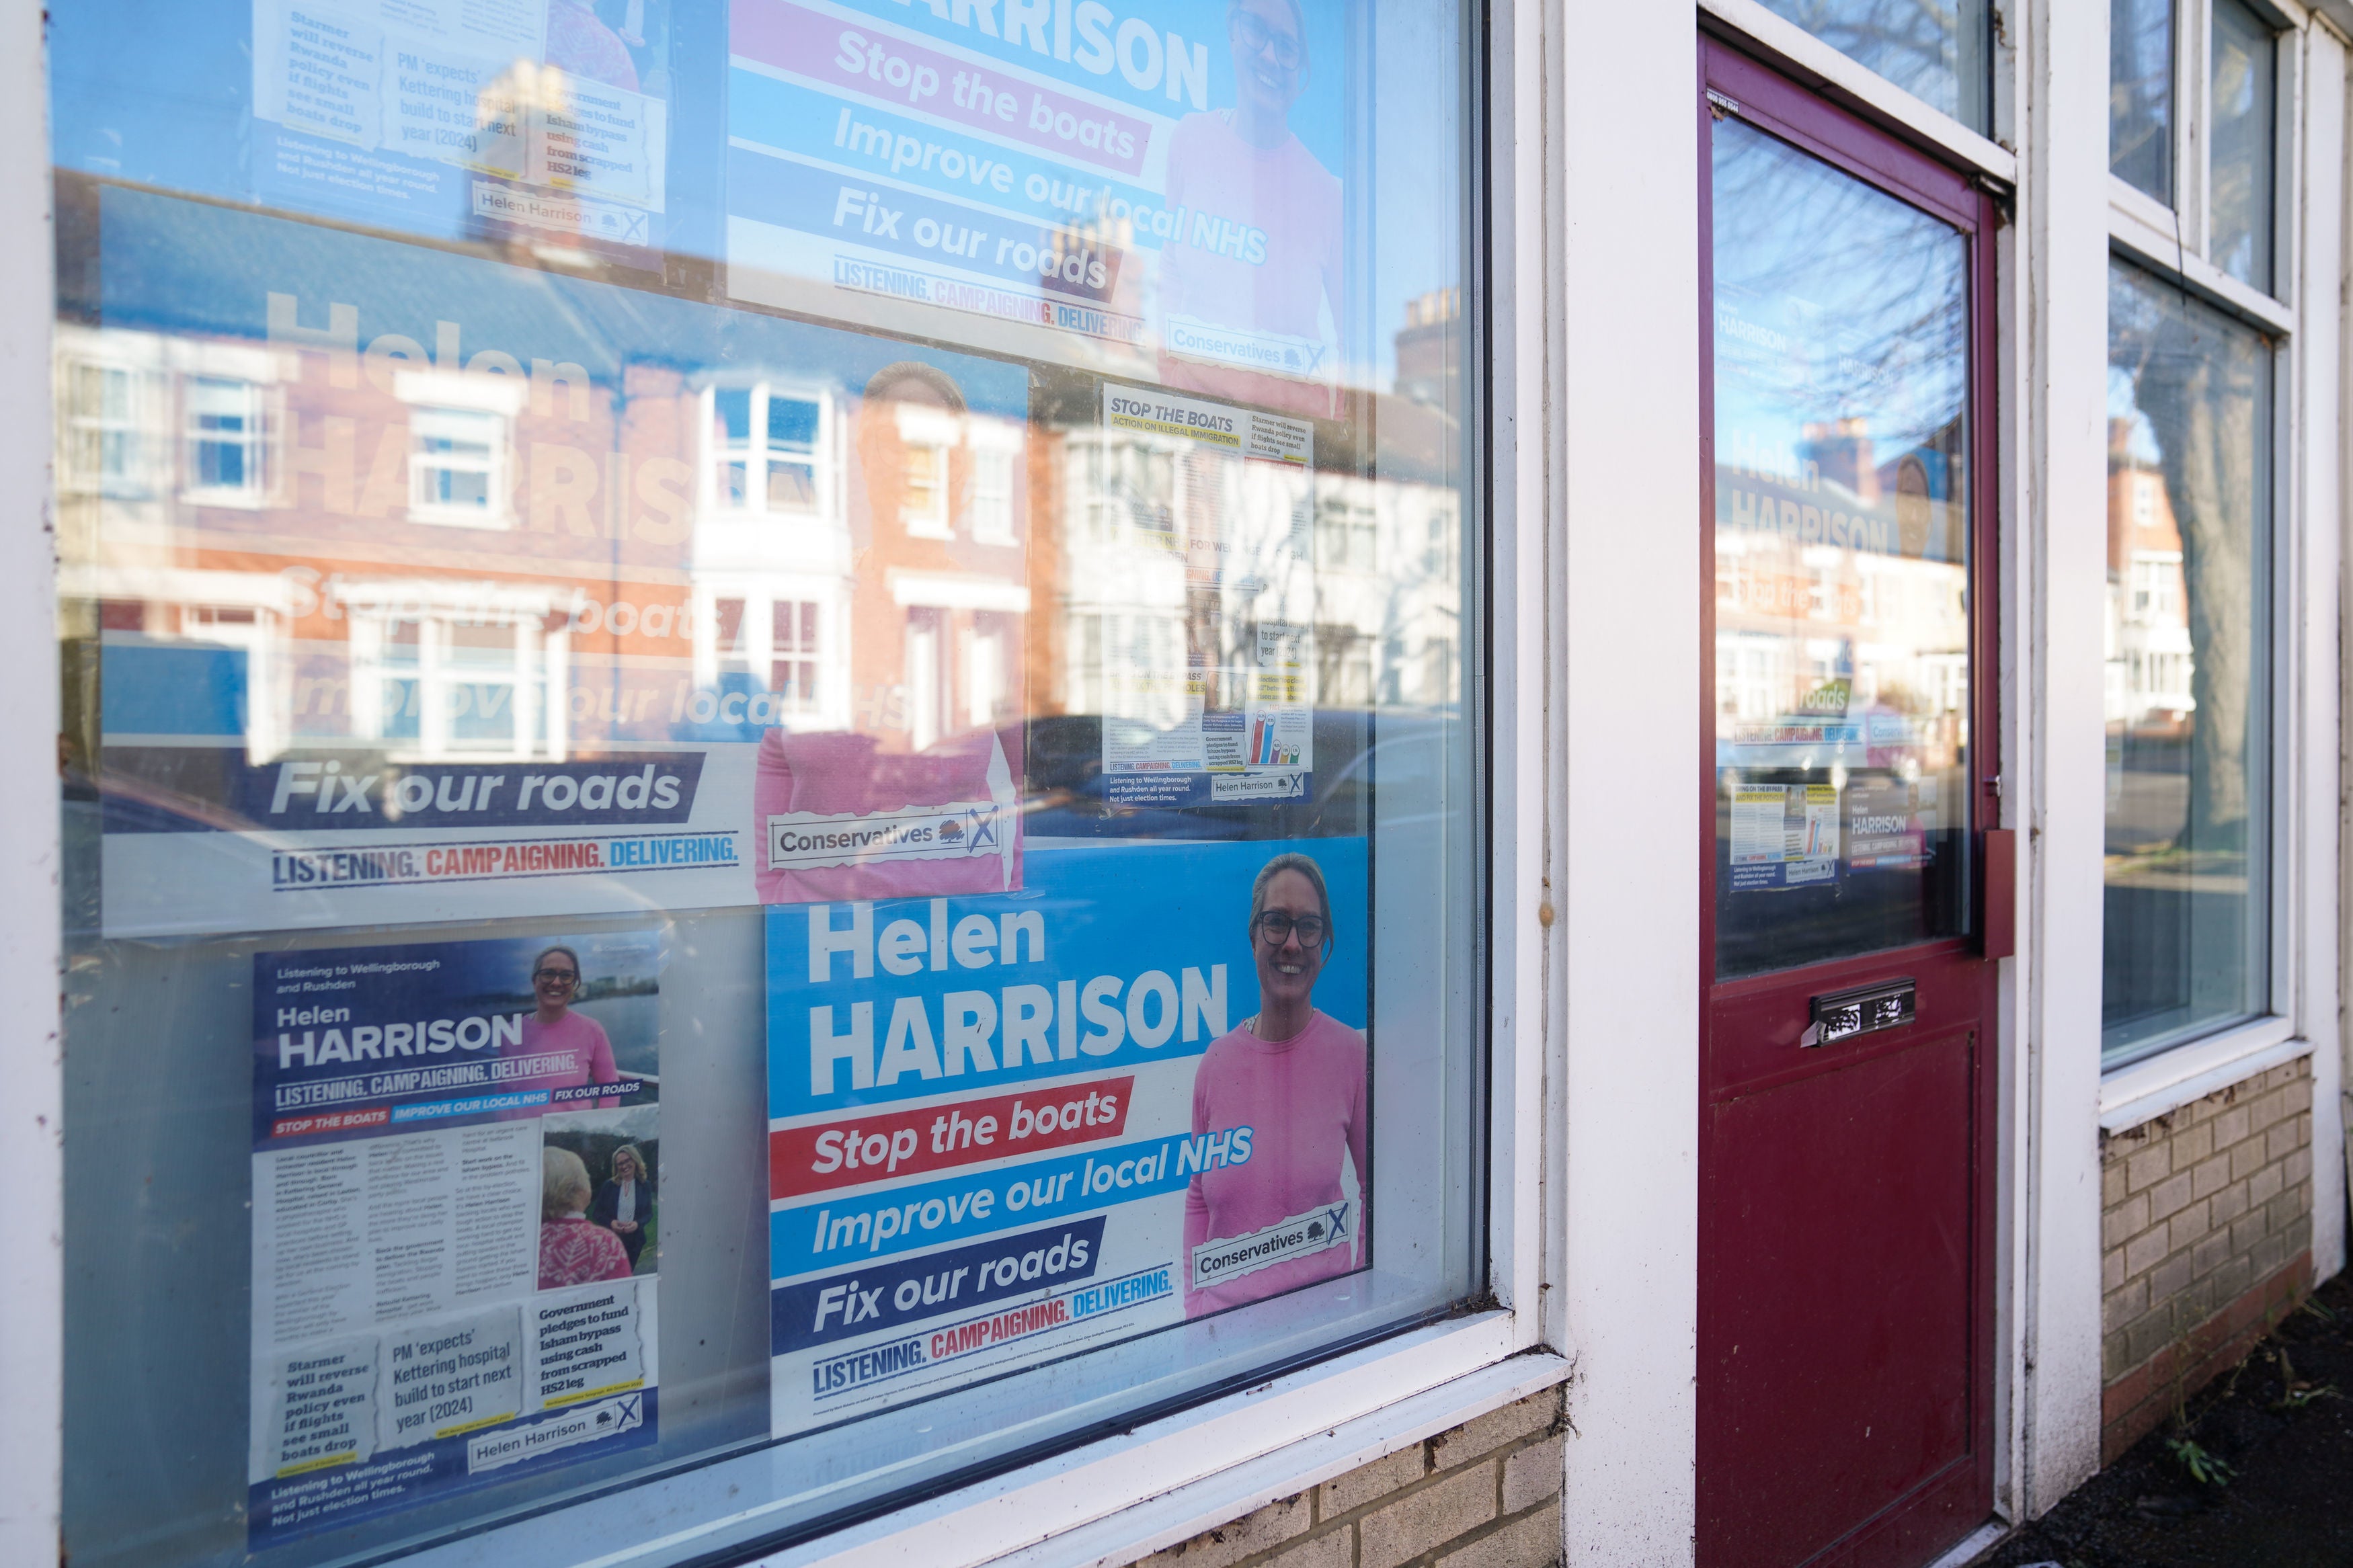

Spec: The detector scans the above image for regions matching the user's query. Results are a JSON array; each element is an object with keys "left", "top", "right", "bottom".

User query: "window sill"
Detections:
[
  {"left": 2098, "top": 1016, "right": 2309, "bottom": 1133},
  {"left": 744, "top": 1315, "right": 1558, "bottom": 1568},
  {"left": 426, "top": 1313, "right": 1544, "bottom": 1568}
]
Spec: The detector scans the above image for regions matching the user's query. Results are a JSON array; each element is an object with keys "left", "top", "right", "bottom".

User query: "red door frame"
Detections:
[{"left": 1696, "top": 36, "right": 2001, "bottom": 1568}]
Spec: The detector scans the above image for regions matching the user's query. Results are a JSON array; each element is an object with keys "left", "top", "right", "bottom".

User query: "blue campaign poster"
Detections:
[
  {"left": 764, "top": 836, "right": 1370, "bottom": 1432},
  {"left": 246, "top": 930, "right": 663, "bottom": 1545}
]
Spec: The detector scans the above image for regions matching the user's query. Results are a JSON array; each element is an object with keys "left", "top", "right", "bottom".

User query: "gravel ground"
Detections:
[{"left": 1971, "top": 1271, "right": 2353, "bottom": 1568}]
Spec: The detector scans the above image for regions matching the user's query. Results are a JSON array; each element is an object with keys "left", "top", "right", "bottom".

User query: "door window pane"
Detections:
[
  {"left": 2112, "top": 0, "right": 2175, "bottom": 203},
  {"left": 2104, "top": 262, "right": 2272, "bottom": 1063},
  {"left": 1712, "top": 118, "right": 1975, "bottom": 979},
  {"left": 1756, "top": 0, "right": 1991, "bottom": 130},
  {"left": 2210, "top": 0, "right": 2277, "bottom": 291}
]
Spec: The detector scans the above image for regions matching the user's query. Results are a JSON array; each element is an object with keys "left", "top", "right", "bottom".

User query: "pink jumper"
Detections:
[
  {"left": 1183, "top": 1009, "right": 1368, "bottom": 1316},
  {"left": 1156, "top": 110, "right": 1345, "bottom": 419},
  {"left": 499, "top": 1010, "right": 620, "bottom": 1119}
]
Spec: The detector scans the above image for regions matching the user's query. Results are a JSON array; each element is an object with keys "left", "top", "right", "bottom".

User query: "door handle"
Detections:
[{"left": 1981, "top": 828, "right": 2017, "bottom": 960}]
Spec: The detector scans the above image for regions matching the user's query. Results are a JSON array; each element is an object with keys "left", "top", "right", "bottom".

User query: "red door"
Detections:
[{"left": 1698, "top": 40, "right": 2001, "bottom": 1568}]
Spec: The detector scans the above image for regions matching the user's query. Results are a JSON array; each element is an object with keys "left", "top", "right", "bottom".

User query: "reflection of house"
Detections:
[
  {"left": 1712, "top": 417, "right": 1971, "bottom": 770},
  {"left": 55, "top": 215, "right": 1028, "bottom": 773},
  {"left": 1028, "top": 287, "right": 1467, "bottom": 724},
  {"left": 2105, "top": 416, "right": 2196, "bottom": 736}
]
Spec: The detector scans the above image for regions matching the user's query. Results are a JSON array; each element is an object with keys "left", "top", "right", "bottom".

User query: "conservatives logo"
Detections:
[{"left": 768, "top": 802, "right": 1006, "bottom": 872}]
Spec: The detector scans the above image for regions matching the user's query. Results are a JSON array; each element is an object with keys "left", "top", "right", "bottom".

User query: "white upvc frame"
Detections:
[
  {"left": 2019, "top": 0, "right": 2350, "bottom": 1530},
  {"left": 0, "top": 0, "right": 58, "bottom": 1560},
  {"left": 2091, "top": 0, "right": 2343, "bottom": 1147}
]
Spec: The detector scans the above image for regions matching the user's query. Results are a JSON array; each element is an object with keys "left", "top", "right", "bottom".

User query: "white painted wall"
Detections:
[
  {"left": 1554, "top": 3, "right": 1702, "bottom": 1561},
  {"left": 0, "top": 0, "right": 62, "bottom": 1559},
  {"left": 2015, "top": 0, "right": 2112, "bottom": 1518}
]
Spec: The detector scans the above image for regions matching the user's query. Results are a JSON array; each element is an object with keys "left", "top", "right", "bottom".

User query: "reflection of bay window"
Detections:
[
  {"left": 963, "top": 612, "right": 1008, "bottom": 727},
  {"left": 1315, "top": 497, "right": 1378, "bottom": 571},
  {"left": 342, "top": 585, "right": 566, "bottom": 761},
  {"left": 969, "top": 421, "right": 1021, "bottom": 545},
  {"left": 184, "top": 376, "right": 270, "bottom": 505},
  {"left": 409, "top": 407, "right": 509, "bottom": 527},
  {"left": 772, "top": 600, "right": 822, "bottom": 712},
  {"left": 63, "top": 359, "right": 159, "bottom": 498},
  {"left": 897, "top": 402, "right": 961, "bottom": 539},
  {"left": 709, "top": 384, "right": 826, "bottom": 515},
  {"left": 906, "top": 607, "right": 943, "bottom": 751}
]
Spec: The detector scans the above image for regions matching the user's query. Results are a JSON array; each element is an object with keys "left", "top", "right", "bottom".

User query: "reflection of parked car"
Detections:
[
  {"left": 1020, "top": 710, "right": 1460, "bottom": 843},
  {"left": 1303, "top": 711, "right": 1461, "bottom": 885}
]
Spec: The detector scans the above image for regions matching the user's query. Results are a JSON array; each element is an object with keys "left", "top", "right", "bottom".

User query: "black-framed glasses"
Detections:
[
  {"left": 534, "top": 968, "right": 579, "bottom": 983},
  {"left": 1232, "top": 11, "right": 1302, "bottom": 69},
  {"left": 1254, "top": 911, "right": 1326, "bottom": 946}
]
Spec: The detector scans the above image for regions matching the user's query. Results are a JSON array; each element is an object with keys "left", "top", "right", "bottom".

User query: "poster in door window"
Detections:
[
  {"left": 245, "top": 931, "right": 661, "bottom": 1544},
  {"left": 1728, "top": 782, "right": 1839, "bottom": 890},
  {"left": 764, "top": 837, "right": 1368, "bottom": 1432}
]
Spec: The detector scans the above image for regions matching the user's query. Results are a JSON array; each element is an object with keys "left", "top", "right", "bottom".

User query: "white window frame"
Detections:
[{"left": 2096, "top": 0, "right": 2311, "bottom": 1106}]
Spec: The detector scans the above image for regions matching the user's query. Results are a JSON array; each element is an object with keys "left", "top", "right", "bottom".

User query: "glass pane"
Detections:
[
  {"left": 2210, "top": 0, "right": 2277, "bottom": 291},
  {"left": 1712, "top": 119, "right": 1973, "bottom": 980},
  {"left": 2103, "top": 261, "right": 2272, "bottom": 1063},
  {"left": 52, "top": 0, "right": 1486, "bottom": 1562},
  {"left": 2111, "top": 0, "right": 2174, "bottom": 204},
  {"left": 1756, "top": 0, "right": 1991, "bottom": 130}
]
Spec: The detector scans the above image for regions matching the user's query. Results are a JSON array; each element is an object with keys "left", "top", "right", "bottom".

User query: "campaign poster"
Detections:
[
  {"left": 726, "top": 0, "right": 1353, "bottom": 417},
  {"left": 765, "top": 837, "right": 1368, "bottom": 1431},
  {"left": 87, "top": 188, "right": 1027, "bottom": 936},
  {"left": 1727, "top": 782, "right": 1839, "bottom": 891},
  {"left": 1092, "top": 383, "right": 1314, "bottom": 809},
  {"left": 247, "top": 932, "right": 662, "bottom": 1544},
  {"left": 249, "top": 0, "right": 674, "bottom": 253}
]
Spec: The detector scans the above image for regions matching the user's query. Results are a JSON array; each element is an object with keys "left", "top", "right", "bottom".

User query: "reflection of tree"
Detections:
[
  {"left": 2112, "top": 272, "right": 2266, "bottom": 850},
  {"left": 1763, "top": 0, "right": 1975, "bottom": 117},
  {"left": 1712, "top": 120, "right": 1966, "bottom": 436}
]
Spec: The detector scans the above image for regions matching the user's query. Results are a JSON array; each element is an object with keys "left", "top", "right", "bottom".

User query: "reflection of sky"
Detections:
[
  {"left": 2108, "top": 364, "right": 2162, "bottom": 464},
  {"left": 52, "top": 0, "right": 1466, "bottom": 400},
  {"left": 1366, "top": 0, "right": 1461, "bottom": 387},
  {"left": 1712, "top": 120, "right": 1966, "bottom": 476}
]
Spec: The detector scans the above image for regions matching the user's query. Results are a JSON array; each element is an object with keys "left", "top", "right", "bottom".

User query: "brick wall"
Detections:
[
  {"left": 1131, "top": 1388, "right": 1564, "bottom": 1568},
  {"left": 2100, "top": 1056, "right": 2314, "bottom": 1461}
]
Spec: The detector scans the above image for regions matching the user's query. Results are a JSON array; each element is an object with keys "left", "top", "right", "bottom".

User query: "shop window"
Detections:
[
  {"left": 1756, "top": 0, "right": 1991, "bottom": 129},
  {"left": 52, "top": 0, "right": 1487, "bottom": 1553},
  {"left": 2102, "top": 260, "right": 2274, "bottom": 1065}
]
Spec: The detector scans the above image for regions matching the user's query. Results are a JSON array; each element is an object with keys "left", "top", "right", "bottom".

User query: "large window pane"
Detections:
[
  {"left": 2111, "top": 0, "right": 2174, "bottom": 204},
  {"left": 2210, "top": 0, "right": 2278, "bottom": 291},
  {"left": 2104, "top": 262, "right": 2272, "bottom": 1064},
  {"left": 1756, "top": 0, "right": 1992, "bottom": 131},
  {"left": 50, "top": 1, "right": 1488, "bottom": 1565}
]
